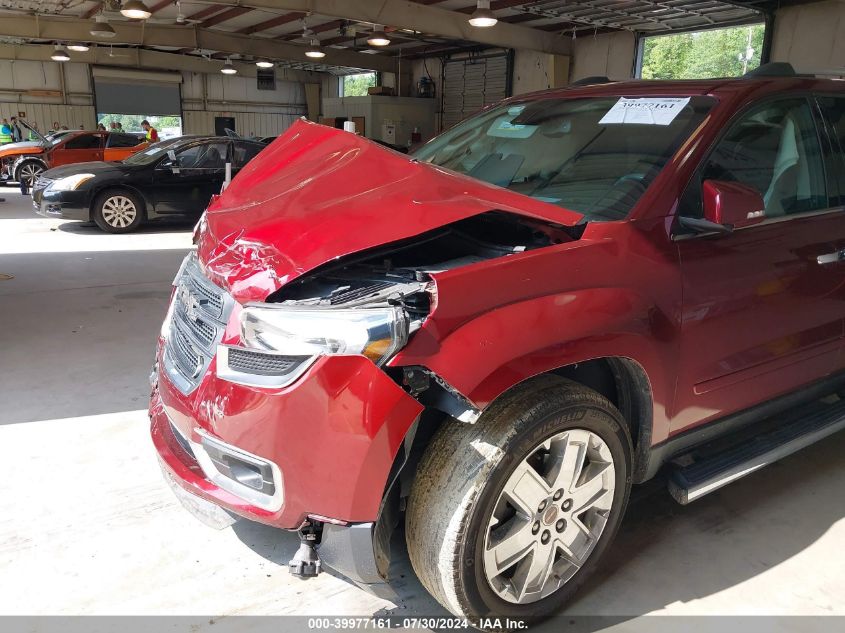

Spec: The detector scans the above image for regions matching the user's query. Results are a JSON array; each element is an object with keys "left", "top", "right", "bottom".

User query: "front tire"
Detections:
[
  {"left": 93, "top": 189, "right": 144, "bottom": 233},
  {"left": 406, "top": 376, "right": 632, "bottom": 620},
  {"left": 15, "top": 161, "right": 43, "bottom": 187}
]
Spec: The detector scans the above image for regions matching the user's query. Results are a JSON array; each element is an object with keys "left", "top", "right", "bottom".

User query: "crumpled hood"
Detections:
[{"left": 198, "top": 118, "right": 583, "bottom": 303}]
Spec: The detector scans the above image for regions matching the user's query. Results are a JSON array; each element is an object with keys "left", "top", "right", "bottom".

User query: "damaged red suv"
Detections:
[{"left": 150, "top": 63, "right": 845, "bottom": 619}]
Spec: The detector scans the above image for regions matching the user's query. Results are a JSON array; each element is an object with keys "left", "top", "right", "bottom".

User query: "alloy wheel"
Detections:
[
  {"left": 19, "top": 163, "right": 42, "bottom": 186},
  {"left": 101, "top": 196, "right": 138, "bottom": 229},
  {"left": 482, "top": 428, "right": 616, "bottom": 604}
]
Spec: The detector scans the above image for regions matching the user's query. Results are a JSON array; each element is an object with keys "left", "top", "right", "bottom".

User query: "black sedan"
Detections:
[{"left": 32, "top": 136, "right": 267, "bottom": 233}]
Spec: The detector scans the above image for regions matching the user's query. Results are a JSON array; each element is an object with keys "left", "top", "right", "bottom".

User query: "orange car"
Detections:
[{"left": 0, "top": 122, "right": 148, "bottom": 186}]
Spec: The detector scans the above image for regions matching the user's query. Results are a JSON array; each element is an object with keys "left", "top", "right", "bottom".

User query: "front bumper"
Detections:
[
  {"left": 32, "top": 186, "right": 89, "bottom": 220},
  {"left": 151, "top": 347, "right": 422, "bottom": 530}
]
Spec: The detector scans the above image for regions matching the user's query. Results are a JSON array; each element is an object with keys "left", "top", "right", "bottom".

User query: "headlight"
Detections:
[
  {"left": 49, "top": 173, "right": 95, "bottom": 191},
  {"left": 240, "top": 305, "right": 409, "bottom": 365}
]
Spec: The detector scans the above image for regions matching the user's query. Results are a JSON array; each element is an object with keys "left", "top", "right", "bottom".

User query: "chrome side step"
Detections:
[{"left": 668, "top": 398, "right": 845, "bottom": 505}]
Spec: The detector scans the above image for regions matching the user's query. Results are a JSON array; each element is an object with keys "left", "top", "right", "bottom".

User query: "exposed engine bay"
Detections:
[{"left": 267, "top": 210, "right": 577, "bottom": 317}]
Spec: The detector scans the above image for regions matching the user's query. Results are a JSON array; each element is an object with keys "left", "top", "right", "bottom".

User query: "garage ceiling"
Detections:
[{"left": 0, "top": 0, "right": 819, "bottom": 73}]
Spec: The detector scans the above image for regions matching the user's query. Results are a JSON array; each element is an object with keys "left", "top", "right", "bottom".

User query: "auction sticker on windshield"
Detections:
[{"left": 600, "top": 97, "right": 691, "bottom": 126}]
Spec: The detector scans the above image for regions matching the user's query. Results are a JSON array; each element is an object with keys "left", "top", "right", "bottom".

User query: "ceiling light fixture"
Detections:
[
  {"left": 367, "top": 25, "right": 391, "bottom": 47},
  {"left": 67, "top": 44, "right": 90, "bottom": 52},
  {"left": 255, "top": 59, "right": 274, "bottom": 69},
  {"left": 90, "top": 15, "right": 116, "bottom": 38},
  {"left": 221, "top": 58, "right": 238, "bottom": 75},
  {"left": 51, "top": 44, "right": 70, "bottom": 62},
  {"left": 305, "top": 39, "right": 325, "bottom": 59},
  {"left": 120, "top": 0, "right": 152, "bottom": 20},
  {"left": 469, "top": 0, "right": 498, "bottom": 27}
]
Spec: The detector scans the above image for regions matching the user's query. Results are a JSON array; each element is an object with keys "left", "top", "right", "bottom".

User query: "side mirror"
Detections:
[{"left": 702, "top": 180, "right": 765, "bottom": 230}]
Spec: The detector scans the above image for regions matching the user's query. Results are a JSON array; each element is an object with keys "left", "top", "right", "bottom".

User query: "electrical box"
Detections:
[{"left": 381, "top": 123, "right": 396, "bottom": 144}]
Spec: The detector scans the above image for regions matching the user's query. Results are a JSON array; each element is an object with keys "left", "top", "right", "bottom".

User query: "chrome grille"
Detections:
[
  {"left": 163, "top": 255, "right": 233, "bottom": 394},
  {"left": 171, "top": 325, "right": 203, "bottom": 378}
]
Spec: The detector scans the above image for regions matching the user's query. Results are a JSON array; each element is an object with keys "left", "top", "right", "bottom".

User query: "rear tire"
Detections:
[
  {"left": 406, "top": 376, "right": 632, "bottom": 621},
  {"left": 93, "top": 189, "right": 144, "bottom": 233}
]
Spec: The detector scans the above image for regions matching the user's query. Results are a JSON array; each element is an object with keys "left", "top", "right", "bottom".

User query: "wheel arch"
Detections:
[
  {"left": 373, "top": 355, "right": 656, "bottom": 581},
  {"left": 13, "top": 156, "right": 47, "bottom": 180}
]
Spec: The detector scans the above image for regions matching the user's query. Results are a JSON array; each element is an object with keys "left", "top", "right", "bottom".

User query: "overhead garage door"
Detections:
[
  {"left": 92, "top": 67, "right": 182, "bottom": 116},
  {"left": 441, "top": 51, "right": 512, "bottom": 131}
]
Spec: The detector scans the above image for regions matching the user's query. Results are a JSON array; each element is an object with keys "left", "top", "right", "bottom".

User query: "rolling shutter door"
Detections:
[
  {"left": 441, "top": 52, "right": 512, "bottom": 131},
  {"left": 93, "top": 67, "right": 182, "bottom": 116}
]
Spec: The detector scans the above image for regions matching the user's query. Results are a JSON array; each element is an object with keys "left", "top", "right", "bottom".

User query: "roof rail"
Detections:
[
  {"left": 570, "top": 76, "right": 611, "bottom": 87},
  {"left": 744, "top": 62, "right": 796, "bottom": 78}
]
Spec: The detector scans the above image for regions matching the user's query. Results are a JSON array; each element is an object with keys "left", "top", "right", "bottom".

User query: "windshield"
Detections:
[
  {"left": 413, "top": 95, "right": 715, "bottom": 221},
  {"left": 122, "top": 138, "right": 184, "bottom": 165}
]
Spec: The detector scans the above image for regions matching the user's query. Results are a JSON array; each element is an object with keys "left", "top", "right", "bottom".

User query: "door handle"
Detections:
[{"left": 817, "top": 249, "right": 845, "bottom": 265}]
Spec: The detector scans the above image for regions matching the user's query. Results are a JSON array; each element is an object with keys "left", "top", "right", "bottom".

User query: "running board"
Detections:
[{"left": 668, "top": 397, "right": 845, "bottom": 505}]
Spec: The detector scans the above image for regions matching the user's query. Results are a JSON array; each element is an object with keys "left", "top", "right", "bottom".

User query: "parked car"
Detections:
[
  {"left": 0, "top": 128, "right": 74, "bottom": 154},
  {"left": 0, "top": 124, "right": 147, "bottom": 186},
  {"left": 149, "top": 64, "right": 845, "bottom": 621},
  {"left": 33, "top": 136, "right": 267, "bottom": 233}
]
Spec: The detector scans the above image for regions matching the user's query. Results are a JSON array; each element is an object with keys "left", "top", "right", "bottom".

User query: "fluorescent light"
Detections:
[
  {"left": 469, "top": 0, "right": 497, "bottom": 27},
  {"left": 120, "top": 0, "right": 151, "bottom": 20},
  {"left": 255, "top": 60, "right": 274, "bottom": 69},
  {"left": 221, "top": 58, "right": 237, "bottom": 75},
  {"left": 51, "top": 45, "right": 70, "bottom": 62},
  {"left": 367, "top": 25, "right": 391, "bottom": 47},
  {"left": 67, "top": 44, "right": 90, "bottom": 52},
  {"left": 90, "top": 16, "right": 116, "bottom": 38},
  {"left": 305, "top": 39, "right": 325, "bottom": 59}
]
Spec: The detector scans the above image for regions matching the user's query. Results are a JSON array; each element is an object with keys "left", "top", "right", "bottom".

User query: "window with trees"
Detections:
[
  {"left": 639, "top": 23, "right": 766, "bottom": 80},
  {"left": 341, "top": 73, "right": 377, "bottom": 97}
]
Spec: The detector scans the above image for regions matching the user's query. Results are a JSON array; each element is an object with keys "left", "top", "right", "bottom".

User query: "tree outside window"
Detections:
[
  {"left": 341, "top": 73, "right": 377, "bottom": 97},
  {"left": 640, "top": 24, "right": 766, "bottom": 80}
]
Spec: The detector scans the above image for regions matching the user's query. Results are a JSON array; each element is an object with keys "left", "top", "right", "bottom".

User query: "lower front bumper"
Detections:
[
  {"left": 153, "top": 404, "right": 391, "bottom": 586},
  {"left": 32, "top": 190, "right": 88, "bottom": 220}
]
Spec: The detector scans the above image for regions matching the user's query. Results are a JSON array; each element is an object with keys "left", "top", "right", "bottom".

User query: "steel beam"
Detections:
[
  {"left": 0, "top": 43, "right": 324, "bottom": 83},
  {"left": 0, "top": 14, "right": 397, "bottom": 72},
  {"left": 209, "top": 0, "right": 572, "bottom": 54}
]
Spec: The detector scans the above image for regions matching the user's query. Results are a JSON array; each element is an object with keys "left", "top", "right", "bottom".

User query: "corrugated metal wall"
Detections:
[
  {"left": 0, "top": 103, "right": 96, "bottom": 132},
  {"left": 0, "top": 61, "right": 308, "bottom": 138},
  {"left": 182, "top": 110, "right": 304, "bottom": 137},
  {"left": 0, "top": 60, "right": 96, "bottom": 132}
]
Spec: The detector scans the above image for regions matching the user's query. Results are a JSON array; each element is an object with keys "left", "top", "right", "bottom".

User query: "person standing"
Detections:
[
  {"left": 141, "top": 120, "right": 159, "bottom": 143},
  {"left": 0, "top": 119, "right": 12, "bottom": 145},
  {"left": 10, "top": 117, "right": 23, "bottom": 142}
]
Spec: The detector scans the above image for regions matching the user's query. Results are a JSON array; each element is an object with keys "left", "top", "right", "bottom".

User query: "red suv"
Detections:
[{"left": 150, "top": 64, "right": 845, "bottom": 620}]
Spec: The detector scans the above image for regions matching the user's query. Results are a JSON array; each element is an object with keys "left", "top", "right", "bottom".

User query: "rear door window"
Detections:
[{"left": 107, "top": 133, "right": 143, "bottom": 148}]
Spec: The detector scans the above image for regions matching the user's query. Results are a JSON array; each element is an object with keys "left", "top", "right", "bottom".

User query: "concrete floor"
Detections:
[{"left": 1, "top": 189, "right": 843, "bottom": 625}]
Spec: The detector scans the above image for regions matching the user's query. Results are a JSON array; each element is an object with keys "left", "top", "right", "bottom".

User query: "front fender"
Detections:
[
  {"left": 12, "top": 155, "right": 47, "bottom": 175},
  {"left": 392, "top": 221, "right": 680, "bottom": 443}
]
